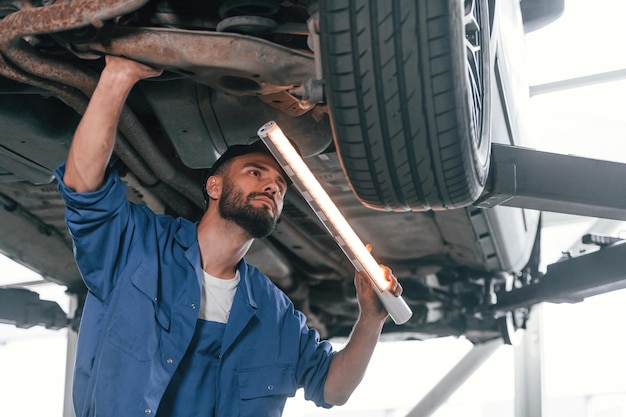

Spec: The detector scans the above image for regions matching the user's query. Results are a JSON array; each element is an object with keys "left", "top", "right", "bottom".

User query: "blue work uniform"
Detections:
[
  {"left": 55, "top": 164, "right": 335, "bottom": 417},
  {"left": 158, "top": 320, "right": 225, "bottom": 416}
]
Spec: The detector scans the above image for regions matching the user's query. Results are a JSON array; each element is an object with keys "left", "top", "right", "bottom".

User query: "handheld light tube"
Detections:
[{"left": 258, "top": 121, "right": 413, "bottom": 325}]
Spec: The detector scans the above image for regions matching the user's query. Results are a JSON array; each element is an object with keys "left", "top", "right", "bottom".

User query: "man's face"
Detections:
[{"left": 217, "top": 153, "right": 287, "bottom": 238}]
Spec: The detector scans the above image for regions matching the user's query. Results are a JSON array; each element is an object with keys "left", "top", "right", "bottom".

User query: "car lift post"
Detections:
[
  {"left": 405, "top": 338, "right": 502, "bottom": 417},
  {"left": 404, "top": 314, "right": 546, "bottom": 417}
]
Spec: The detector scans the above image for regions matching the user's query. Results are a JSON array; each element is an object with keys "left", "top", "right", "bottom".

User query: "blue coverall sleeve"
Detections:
[
  {"left": 55, "top": 163, "right": 134, "bottom": 301},
  {"left": 294, "top": 309, "right": 335, "bottom": 408}
]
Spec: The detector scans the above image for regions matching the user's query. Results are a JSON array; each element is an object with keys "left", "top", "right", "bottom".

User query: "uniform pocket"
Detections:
[
  {"left": 107, "top": 263, "right": 168, "bottom": 361},
  {"left": 238, "top": 364, "right": 297, "bottom": 417}
]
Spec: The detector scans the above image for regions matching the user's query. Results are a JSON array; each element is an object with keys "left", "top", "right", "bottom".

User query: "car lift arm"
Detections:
[
  {"left": 489, "top": 239, "right": 626, "bottom": 312},
  {"left": 475, "top": 143, "right": 626, "bottom": 311},
  {"left": 476, "top": 143, "right": 626, "bottom": 221}
]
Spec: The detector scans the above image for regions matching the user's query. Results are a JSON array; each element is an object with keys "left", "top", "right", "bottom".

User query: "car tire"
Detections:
[{"left": 319, "top": 0, "right": 491, "bottom": 211}]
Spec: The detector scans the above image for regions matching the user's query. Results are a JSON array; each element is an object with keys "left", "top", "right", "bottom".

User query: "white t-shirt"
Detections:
[{"left": 198, "top": 269, "right": 240, "bottom": 323}]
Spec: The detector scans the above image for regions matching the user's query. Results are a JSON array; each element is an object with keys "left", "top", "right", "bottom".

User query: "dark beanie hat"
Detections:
[
  {"left": 201, "top": 141, "right": 292, "bottom": 205},
  {"left": 206, "top": 141, "right": 273, "bottom": 178}
]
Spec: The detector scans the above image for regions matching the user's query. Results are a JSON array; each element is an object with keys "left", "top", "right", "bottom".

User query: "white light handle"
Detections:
[{"left": 257, "top": 121, "right": 412, "bottom": 325}]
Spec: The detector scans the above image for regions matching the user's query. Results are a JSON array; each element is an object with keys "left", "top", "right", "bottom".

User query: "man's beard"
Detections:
[{"left": 218, "top": 178, "right": 278, "bottom": 238}]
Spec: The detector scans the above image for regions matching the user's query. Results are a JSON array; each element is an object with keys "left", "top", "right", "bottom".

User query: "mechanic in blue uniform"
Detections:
[{"left": 56, "top": 56, "right": 403, "bottom": 417}]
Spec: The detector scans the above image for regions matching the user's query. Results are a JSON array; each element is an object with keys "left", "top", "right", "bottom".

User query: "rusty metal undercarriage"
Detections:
[
  {"left": 0, "top": 0, "right": 326, "bottom": 213},
  {"left": 0, "top": 0, "right": 533, "bottom": 342}
]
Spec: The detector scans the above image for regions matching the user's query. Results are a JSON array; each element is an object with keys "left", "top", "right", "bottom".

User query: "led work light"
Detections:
[{"left": 258, "top": 121, "right": 413, "bottom": 325}]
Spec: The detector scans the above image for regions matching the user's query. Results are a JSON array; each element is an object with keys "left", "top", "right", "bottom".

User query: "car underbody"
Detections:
[{"left": 0, "top": 0, "right": 570, "bottom": 343}]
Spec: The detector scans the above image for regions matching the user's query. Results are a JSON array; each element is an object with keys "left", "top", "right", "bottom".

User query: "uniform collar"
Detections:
[
  {"left": 237, "top": 260, "right": 259, "bottom": 310},
  {"left": 173, "top": 218, "right": 200, "bottom": 249}
]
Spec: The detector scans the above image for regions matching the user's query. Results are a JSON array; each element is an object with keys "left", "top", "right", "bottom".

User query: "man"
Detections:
[{"left": 56, "top": 56, "right": 402, "bottom": 417}]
